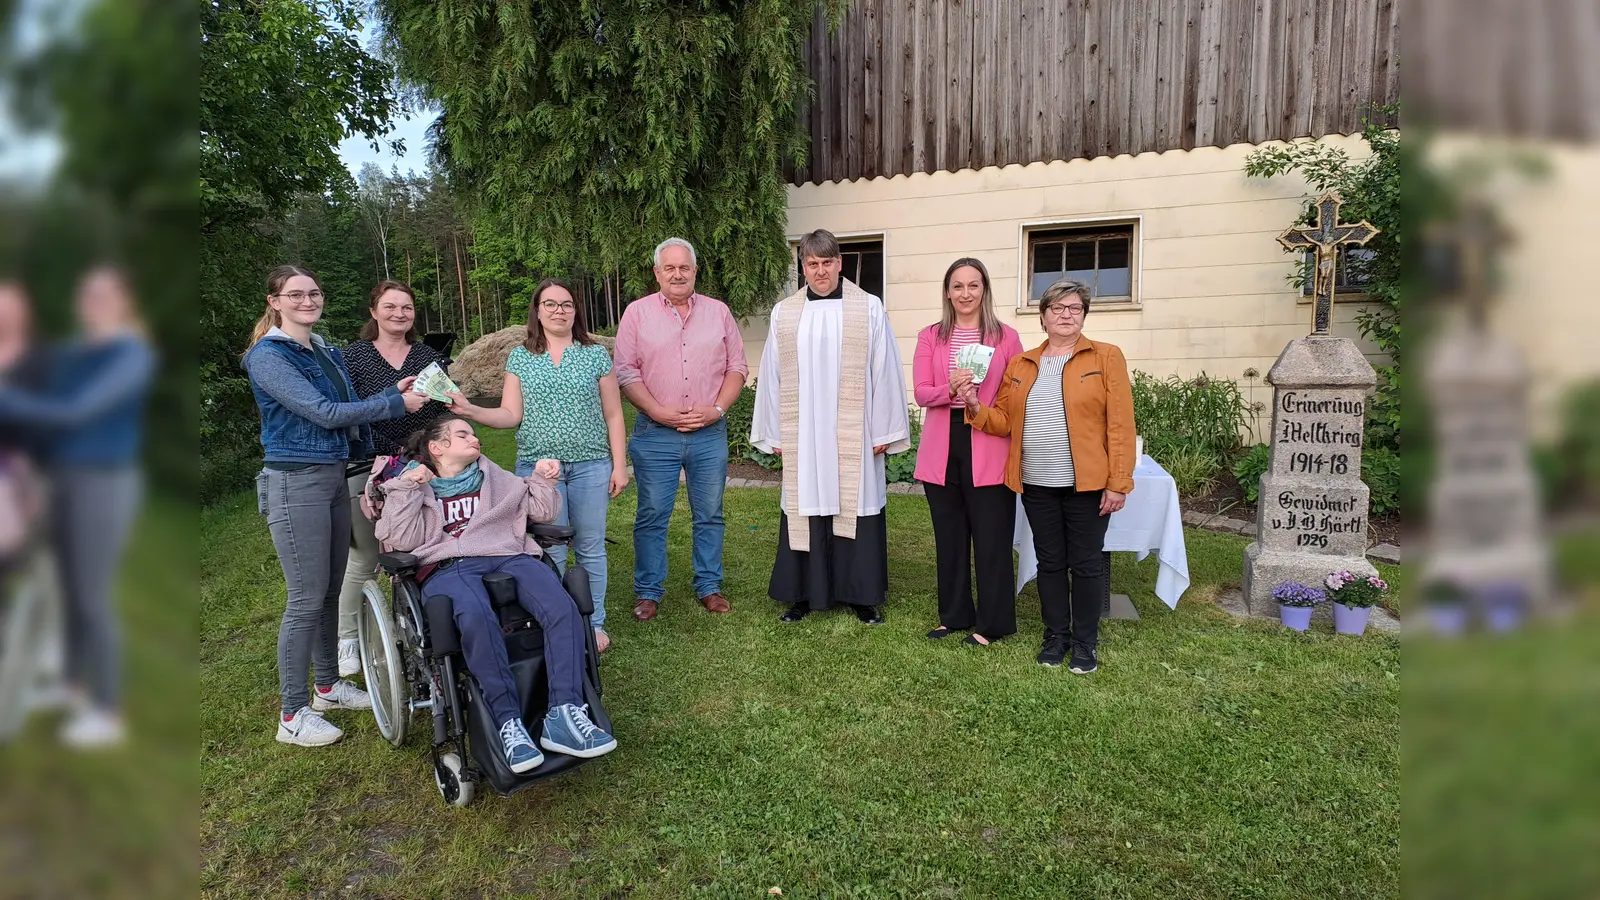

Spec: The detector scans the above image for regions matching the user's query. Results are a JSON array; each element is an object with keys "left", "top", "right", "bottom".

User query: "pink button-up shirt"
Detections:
[{"left": 612, "top": 292, "right": 749, "bottom": 413}]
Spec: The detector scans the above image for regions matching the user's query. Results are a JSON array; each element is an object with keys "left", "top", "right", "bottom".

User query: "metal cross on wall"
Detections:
[{"left": 1277, "top": 191, "right": 1380, "bottom": 336}]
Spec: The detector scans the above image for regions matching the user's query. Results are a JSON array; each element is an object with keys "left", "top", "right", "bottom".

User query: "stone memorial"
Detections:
[
  {"left": 1420, "top": 203, "right": 1550, "bottom": 611},
  {"left": 1243, "top": 192, "right": 1381, "bottom": 617}
]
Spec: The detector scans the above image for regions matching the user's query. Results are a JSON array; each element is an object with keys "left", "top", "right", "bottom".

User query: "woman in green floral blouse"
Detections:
[{"left": 448, "top": 279, "right": 629, "bottom": 650}]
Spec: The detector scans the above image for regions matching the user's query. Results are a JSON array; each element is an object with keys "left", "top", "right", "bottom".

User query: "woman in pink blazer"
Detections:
[{"left": 913, "top": 258, "right": 1025, "bottom": 646}]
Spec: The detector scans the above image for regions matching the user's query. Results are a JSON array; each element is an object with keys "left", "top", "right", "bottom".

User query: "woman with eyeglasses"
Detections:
[
  {"left": 332, "top": 280, "right": 454, "bottom": 678},
  {"left": 242, "top": 265, "right": 428, "bottom": 747},
  {"left": 912, "top": 258, "right": 1025, "bottom": 648},
  {"left": 447, "top": 279, "right": 628, "bottom": 652},
  {"left": 954, "top": 279, "right": 1136, "bottom": 674}
]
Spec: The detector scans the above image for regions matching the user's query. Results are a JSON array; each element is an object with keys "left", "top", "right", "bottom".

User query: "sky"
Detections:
[{"left": 335, "top": 18, "right": 436, "bottom": 178}]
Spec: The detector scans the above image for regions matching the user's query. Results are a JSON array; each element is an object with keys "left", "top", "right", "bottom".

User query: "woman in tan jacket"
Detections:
[{"left": 953, "top": 279, "right": 1136, "bottom": 673}]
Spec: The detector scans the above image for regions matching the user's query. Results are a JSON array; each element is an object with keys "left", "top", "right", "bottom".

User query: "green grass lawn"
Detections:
[
  {"left": 2, "top": 497, "right": 196, "bottom": 899},
  {"left": 199, "top": 432, "right": 1401, "bottom": 899}
]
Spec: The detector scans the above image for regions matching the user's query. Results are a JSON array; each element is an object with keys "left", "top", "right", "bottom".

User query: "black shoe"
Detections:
[
  {"left": 854, "top": 604, "right": 885, "bottom": 625},
  {"left": 1037, "top": 636, "right": 1069, "bottom": 667},
  {"left": 779, "top": 602, "right": 810, "bottom": 623},
  {"left": 1068, "top": 644, "right": 1098, "bottom": 675},
  {"left": 926, "top": 626, "right": 960, "bottom": 640}
]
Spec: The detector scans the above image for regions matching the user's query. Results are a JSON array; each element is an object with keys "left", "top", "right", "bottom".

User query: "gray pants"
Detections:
[
  {"left": 336, "top": 470, "right": 381, "bottom": 641},
  {"left": 52, "top": 465, "right": 142, "bottom": 710},
  {"left": 259, "top": 464, "right": 350, "bottom": 715}
]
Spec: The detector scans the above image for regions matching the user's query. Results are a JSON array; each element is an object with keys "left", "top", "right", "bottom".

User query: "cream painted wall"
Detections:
[
  {"left": 735, "top": 135, "right": 1383, "bottom": 441},
  {"left": 1428, "top": 137, "right": 1600, "bottom": 438}
]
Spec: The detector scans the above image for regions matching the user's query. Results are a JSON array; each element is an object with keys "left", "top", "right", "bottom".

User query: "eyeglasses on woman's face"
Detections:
[
  {"left": 1043, "top": 302, "right": 1085, "bottom": 318},
  {"left": 539, "top": 300, "right": 576, "bottom": 313},
  {"left": 274, "top": 290, "right": 325, "bottom": 306}
]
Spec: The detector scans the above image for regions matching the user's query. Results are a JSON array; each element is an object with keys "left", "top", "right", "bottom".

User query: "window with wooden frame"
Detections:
[
  {"left": 1025, "top": 223, "right": 1136, "bottom": 306},
  {"left": 793, "top": 237, "right": 885, "bottom": 298}
]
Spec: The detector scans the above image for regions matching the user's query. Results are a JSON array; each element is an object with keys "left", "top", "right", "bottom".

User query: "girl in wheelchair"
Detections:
[{"left": 374, "top": 416, "right": 617, "bottom": 773}]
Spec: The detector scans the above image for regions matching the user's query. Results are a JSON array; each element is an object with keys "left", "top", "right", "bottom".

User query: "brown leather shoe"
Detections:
[
  {"left": 699, "top": 593, "right": 731, "bottom": 614},
  {"left": 632, "top": 599, "right": 659, "bottom": 621}
]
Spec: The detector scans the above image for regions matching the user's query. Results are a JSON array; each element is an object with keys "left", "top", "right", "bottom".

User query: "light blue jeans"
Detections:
[
  {"left": 629, "top": 416, "right": 728, "bottom": 602},
  {"left": 516, "top": 456, "right": 610, "bottom": 631}
]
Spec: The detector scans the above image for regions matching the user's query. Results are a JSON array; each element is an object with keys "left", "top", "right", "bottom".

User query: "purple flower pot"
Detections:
[
  {"left": 1279, "top": 604, "right": 1314, "bottom": 632},
  {"left": 1485, "top": 603, "right": 1524, "bottom": 633},
  {"left": 1426, "top": 604, "right": 1469, "bottom": 636},
  {"left": 1332, "top": 602, "right": 1371, "bottom": 635}
]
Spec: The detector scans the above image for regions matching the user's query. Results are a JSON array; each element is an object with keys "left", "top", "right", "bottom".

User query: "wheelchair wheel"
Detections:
[
  {"left": 0, "top": 551, "right": 61, "bottom": 741},
  {"left": 357, "top": 581, "right": 409, "bottom": 748},
  {"left": 434, "top": 751, "right": 474, "bottom": 807}
]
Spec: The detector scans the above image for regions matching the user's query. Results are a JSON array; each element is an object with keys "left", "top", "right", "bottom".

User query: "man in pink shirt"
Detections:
[{"left": 613, "top": 238, "right": 749, "bottom": 621}]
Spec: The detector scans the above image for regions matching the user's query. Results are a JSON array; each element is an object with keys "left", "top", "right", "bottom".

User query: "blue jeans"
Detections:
[
  {"left": 516, "top": 457, "right": 610, "bottom": 631},
  {"left": 421, "top": 555, "right": 584, "bottom": 727},
  {"left": 629, "top": 416, "right": 728, "bottom": 602}
]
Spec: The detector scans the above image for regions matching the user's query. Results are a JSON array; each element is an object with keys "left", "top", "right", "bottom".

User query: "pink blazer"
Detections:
[{"left": 912, "top": 322, "right": 1024, "bottom": 487}]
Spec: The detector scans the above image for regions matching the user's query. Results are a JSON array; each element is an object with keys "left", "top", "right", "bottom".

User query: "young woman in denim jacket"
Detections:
[{"left": 241, "top": 265, "right": 427, "bottom": 748}]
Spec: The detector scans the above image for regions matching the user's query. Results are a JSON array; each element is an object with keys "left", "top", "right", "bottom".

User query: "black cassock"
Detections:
[{"left": 769, "top": 511, "right": 889, "bottom": 610}]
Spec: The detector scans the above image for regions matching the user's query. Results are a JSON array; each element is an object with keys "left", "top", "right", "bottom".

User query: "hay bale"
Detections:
[{"left": 450, "top": 326, "right": 617, "bottom": 399}]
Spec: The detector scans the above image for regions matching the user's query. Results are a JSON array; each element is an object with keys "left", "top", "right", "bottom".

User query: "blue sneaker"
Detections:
[
  {"left": 540, "top": 704, "right": 618, "bottom": 759},
  {"left": 499, "top": 717, "right": 544, "bottom": 774}
]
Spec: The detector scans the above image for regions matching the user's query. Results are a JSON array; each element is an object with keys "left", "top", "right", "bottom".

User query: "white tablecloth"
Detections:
[{"left": 1014, "top": 455, "right": 1191, "bottom": 608}]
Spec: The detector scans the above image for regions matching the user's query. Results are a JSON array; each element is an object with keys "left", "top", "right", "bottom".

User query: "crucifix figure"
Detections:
[
  {"left": 1426, "top": 200, "right": 1510, "bottom": 329},
  {"left": 1277, "top": 191, "right": 1379, "bottom": 336}
]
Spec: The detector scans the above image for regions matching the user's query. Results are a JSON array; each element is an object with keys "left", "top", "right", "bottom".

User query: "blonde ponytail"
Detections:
[{"left": 243, "top": 307, "right": 281, "bottom": 355}]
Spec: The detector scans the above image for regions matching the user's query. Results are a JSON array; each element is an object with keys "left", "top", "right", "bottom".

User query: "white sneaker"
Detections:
[
  {"left": 276, "top": 707, "right": 343, "bottom": 746},
  {"left": 310, "top": 680, "right": 372, "bottom": 712},
  {"left": 338, "top": 638, "right": 361, "bottom": 678},
  {"left": 60, "top": 707, "right": 125, "bottom": 749}
]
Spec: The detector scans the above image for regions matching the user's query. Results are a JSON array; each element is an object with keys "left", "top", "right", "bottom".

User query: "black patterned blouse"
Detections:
[{"left": 342, "top": 340, "right": 452, "bottom": 456}]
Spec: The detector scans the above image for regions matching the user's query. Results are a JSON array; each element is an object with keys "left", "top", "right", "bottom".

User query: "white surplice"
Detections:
[{"left": 750, "top": 293, "right": 911, "bottom": 517}]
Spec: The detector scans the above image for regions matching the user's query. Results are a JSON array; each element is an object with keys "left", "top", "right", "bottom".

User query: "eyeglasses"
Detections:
[
  {"left": 274, "top": 290, "right": 325, "bottom": 305},
  {"left": 1044, "top": 303, "right": 1086, "bottom": 318},
  {"left": 540, "top": 301, "right": 576, "bottom": 313}
]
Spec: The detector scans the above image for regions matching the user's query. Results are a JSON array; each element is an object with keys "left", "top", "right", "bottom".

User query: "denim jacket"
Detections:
[{"left": 241, "top": 328, "right": 404, "bottom": 465}]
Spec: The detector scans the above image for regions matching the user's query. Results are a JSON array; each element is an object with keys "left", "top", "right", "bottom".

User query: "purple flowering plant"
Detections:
[
  {"left": 1324, "top": 570, "right": 1389, "bottom": 608},
  {"left": 1272, "top": 582, "right": 1326, "bottom": 608}
]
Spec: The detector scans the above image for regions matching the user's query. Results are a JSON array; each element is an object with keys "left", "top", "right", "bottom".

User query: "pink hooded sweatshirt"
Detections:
[{"left": 373, "top": 455, "right": 562, "bottom": 566}]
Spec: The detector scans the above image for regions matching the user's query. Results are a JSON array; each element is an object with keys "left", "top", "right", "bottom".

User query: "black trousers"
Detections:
[
  {"left": 770, "top": 511, "right": 889, "bottom": 609},
  {"left": 922, "top": 412, "right": 1017, "bottom": 637},
  {"left": 1020, "top": 483, "right": 1110, "bottom": 649}
]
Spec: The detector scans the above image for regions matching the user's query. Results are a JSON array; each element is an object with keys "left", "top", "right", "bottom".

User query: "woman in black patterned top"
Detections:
[{"left": 334, "top": 280, "right": 452, "bottom": 675}]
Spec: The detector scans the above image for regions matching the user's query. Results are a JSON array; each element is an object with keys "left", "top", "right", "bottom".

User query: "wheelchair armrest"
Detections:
[
  {"left": 529, "top": 522, "right": 575, "bottom": 545},
  {"left": 377, "top": 551, "right": 420, "bottom": 575}
]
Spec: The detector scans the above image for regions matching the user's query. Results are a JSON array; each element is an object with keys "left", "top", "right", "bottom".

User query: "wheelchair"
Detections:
[{"left": 356, "top": 524, "right": 609, "bottom": 807}]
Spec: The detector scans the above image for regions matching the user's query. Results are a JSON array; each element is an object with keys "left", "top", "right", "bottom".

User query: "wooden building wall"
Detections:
[{"left": 791, "top": 0, "right": 1400, "bottom": 185}]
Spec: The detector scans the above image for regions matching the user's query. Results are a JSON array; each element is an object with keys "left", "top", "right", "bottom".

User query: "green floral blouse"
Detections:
[{"left": 505, "top": 342, "right": 613, "bottom": 464}]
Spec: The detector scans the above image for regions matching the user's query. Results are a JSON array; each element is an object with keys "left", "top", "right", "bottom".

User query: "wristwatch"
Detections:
[{"left": 713, "top": 404, "right": 726, "bottom": 419}]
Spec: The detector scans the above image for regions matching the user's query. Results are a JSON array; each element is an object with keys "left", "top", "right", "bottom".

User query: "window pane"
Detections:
[
  {"left": 1031, "top": 272, "right": 1060, "bottom": 300},
  {"left": 1343, "top": 246, "right": 1376, "bottom": 288},
  {"left": 856, "top": 246, "right": 884, "bottom": 298},
  {"left": 1033, "top": 241, "right": 1063, "bottom": 275},
  {"left": 841, "top": 252, "right": 861, "bottom": 284},
  {"left": 1063, "top": 240, "right": 1096, "bottom": 289},
  {"left": 1096, "top": 237, "right": 1131, "bottom": 297},
  {"left": 1098, "top": 237, "right": 1130, "bottom": 270}
]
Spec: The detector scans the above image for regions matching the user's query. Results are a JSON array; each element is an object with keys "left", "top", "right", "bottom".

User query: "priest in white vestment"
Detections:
[{"left": 750, "top": 229, "right": 911, "bottom": 624}]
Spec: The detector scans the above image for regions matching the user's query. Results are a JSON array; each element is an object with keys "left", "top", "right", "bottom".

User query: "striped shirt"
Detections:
[
  {"left": 1021, "top": 352, "right": 1076, "bottom": 487},
  {"left": 947, "top": 326, "right": 982, "bottom": 370}
]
